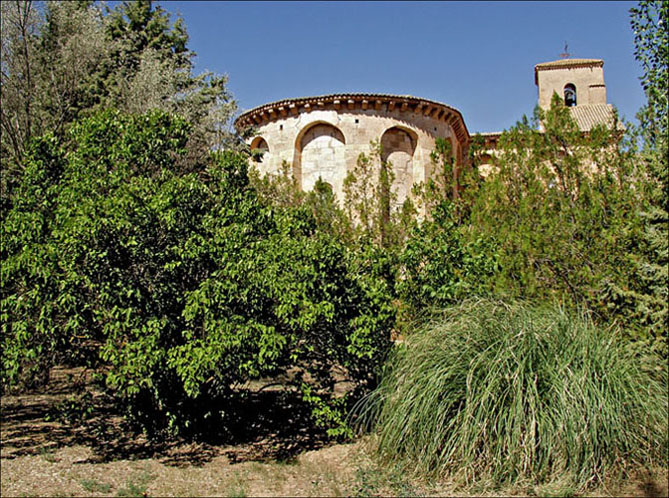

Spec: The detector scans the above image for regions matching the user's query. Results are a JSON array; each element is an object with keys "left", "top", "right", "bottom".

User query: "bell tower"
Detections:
[{"left": 534, "top": 59, "right": 607, "bottom": 109}]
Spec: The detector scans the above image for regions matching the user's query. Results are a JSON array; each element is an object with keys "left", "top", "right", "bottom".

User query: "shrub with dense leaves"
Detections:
[
  {"left": 399, "top": 202, "right": 499, "bottom": 319},
  {"left": 355, "top": 299, "right": 667, "bottom": 490},
  {"left": 1, "top": 109, "right": 394, "bottom": 436},
  {"left": 467, "top": 96, "right": 667, "bottom": 355}
]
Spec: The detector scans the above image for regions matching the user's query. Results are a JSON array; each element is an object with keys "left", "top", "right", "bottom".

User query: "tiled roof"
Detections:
[
  {"left": 235, "top": 92, "right": 462, "bottom": 119},
  {"left": 568, "top": 104, "right": 622, "bottom": 131},
  {"left": 475, "top": 105, "right": 619, "bottom": 138}
]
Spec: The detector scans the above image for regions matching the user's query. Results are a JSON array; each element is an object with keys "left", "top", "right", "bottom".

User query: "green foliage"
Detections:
[
  {"left": 304, "top": 178, "right": 355, "bottom": 244},
  {"left": 249, "top": 159, "right": 305, "bottom": 210},
  {"left": 343, "top": 146, "right": 380, "bottom": 240},
  {"left": 0, "top": 0, "right": 237, "bottom": 199},
  {"left": 623, "top": 0, "right": 669, "bottom": 356},
  {"left": 356, "top": 299, "right": 668, "bottom": 489},
  {"left": 399, "top": 202, "right": 499, "bottom": 319},
  {"left": 465, "top": 96, "right": 668, "bottom": 352},
  {"left": 630, "top": 0, "right": 669, "bottom": 152},
  {"left": 343, "top": 142, "right": 407, "bottom": 248},
  {"left": 300, "top": 383, "right": 353, "bottom": 439},
  {"left": 2, "top": 109, "right": 394, "bottom": 436},
  {"left": 414, "top": 137, "right": 458, "bottom": 215}
]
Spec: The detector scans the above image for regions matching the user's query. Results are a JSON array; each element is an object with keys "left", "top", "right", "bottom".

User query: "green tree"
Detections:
[
  {"left": 343, "top": 146, "right": 380, "bottom": 240},
  {"left": 0, "top": 0, "right": 237, "bottom": 203},
  {"left": 249, "top": 159, "right": 306, "bottom": 209},
  {"left": 466, "top": 94, "right": 668, "bottom": 351},
  {"left": 413, "top": 138, "right": 458, "bottom": 216},
  {"left": 2, "top": 109, "right": 394, "bottom": 436},
  {"left": 103, "top": 0, "right": 237, "bottom": 150},
  {"left": 619, "top": 0, "right": 669, "bottom": 355},
  {"left": 399, "top": 202, "right": 499, "bottom": 321},
  {"left": 631, "top": 0, "right": 668, "bottom": 153},
  {"left": 343, "top": 141, "right": 410, "bottom": 249}
]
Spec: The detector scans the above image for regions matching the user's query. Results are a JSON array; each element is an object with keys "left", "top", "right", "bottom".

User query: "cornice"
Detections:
[
  {"left": 234, "top": 93, "right": 470, "bottom": 144},
  {"left": 534, "top": 59, "right": 604, "bottom": 85}
]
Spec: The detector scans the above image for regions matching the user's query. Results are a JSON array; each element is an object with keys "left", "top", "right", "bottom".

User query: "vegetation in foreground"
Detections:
[
  {"left": 1, "top": 0, "right": 667, "bottom": 495},
  {"left": 1, "top": 109, "right": 395, "bottom": 438},
  {"left": 2, "top": 368, "right": 667, "bottom": 497},
  {"left": 355, "top": 299, "right": 668, "bottom": 491}
]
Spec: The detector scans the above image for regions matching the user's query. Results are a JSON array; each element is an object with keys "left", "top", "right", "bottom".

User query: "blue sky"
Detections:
[{"left": 166, "top": 1, "right": 645, "bottom": 134}]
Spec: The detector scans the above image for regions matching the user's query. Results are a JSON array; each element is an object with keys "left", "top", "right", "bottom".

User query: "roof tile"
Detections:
[{"left": 568, "top": 104, "right": 621, "bottom": 131}]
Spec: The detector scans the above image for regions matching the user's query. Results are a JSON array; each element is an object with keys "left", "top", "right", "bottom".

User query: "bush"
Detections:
[
  {"left": 398, "top": 202, "right": 499, "bottom": 319},
  {"left": 1, "top": 109, "right": 395, "bottom": 436},
  {"left": 355, "top": 299, "right": 667, "bottom": 490}
]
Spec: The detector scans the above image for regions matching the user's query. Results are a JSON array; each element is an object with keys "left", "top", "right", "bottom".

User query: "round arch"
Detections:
[
  {"left": 380, "top": 126, "right": 418, "bottom": 207},
  {"left": 294, "top": 122, "right": 347, "bottom": 194},
  {"left": 250, "top": 136, "right": 270, "bottom": 164},
  {"left": 564, "top": 83, "right": 577, "bottom": 107}
]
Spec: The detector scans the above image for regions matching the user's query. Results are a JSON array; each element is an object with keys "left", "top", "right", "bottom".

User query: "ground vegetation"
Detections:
[
  {"left": 1, "top": 0, "right": 667, "bottom": 495},
  {"left": 355, "top": 300, "right": 667, "bottom": 490}
]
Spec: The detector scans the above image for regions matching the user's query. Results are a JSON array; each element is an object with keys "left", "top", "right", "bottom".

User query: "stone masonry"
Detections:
[
  {"left": 235, "top": 58, "right": 616, "bottom": 198},
  {"left": 235, "top": 93, "right": 469, "bottom": 206}
]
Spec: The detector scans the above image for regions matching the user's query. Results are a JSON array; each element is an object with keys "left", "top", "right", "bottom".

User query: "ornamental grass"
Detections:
[{"left": 354, "top": 299, "right": 668, "bottom": 489}]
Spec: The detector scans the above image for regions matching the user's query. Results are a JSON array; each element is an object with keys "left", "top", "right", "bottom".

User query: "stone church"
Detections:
[{"left": 234, "top": 58, "right": 617, "bottom": 204}]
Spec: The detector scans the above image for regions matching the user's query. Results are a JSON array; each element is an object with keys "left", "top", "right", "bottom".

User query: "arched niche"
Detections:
[
  {"left": 295, "top": 122, "right": 346, "bottom": 194},
  {"left": 380, "top": 126, "right": 417, "bottom": 207},
  {"left": 250, "top": 136, "right": 270, "bottom": 164}
]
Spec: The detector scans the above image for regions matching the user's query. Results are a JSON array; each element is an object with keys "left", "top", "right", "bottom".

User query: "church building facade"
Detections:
[{"left": 234, "top": 58, "right": 616, "bottom": 201}]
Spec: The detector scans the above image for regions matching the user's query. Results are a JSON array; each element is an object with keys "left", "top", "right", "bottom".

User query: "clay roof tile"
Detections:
[{"left": 568, "top": 103, "right": 623, "bottom": 132}]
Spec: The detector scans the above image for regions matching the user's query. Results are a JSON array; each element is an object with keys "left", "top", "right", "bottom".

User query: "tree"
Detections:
[
  {"left": 631, "top": 0, "right": 668, "bottom": 154},
  {"left": 467, "top": 96, "right": 648, "bottom": 330},
  {"left": 1, "top": 1, "right": 42, "bottom": 179},
  {"left": 620, "top": 0, "right": 669, "bottom": 356},
  {"left": 1, "top": 109, "right": 395, "bottom": 436},
  {"left": 103, "top": 0, "right": 237, "bottom": 150},
  {"left": 398, "top": 201, "right": 499, "bottom": 321},
  {"left": 343, "top": 141, "right": 413, "bottom": 249},
  {"left": 412, "top": 137, "right": 481, "bottom": 225},
  {"left": 0, "top": 0, "right": 237, "bottom": 202}
]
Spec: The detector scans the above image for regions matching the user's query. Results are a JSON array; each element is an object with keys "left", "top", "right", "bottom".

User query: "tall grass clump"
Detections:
[{"left": 354, "top": 299, "right": 667, "bottom": 489}]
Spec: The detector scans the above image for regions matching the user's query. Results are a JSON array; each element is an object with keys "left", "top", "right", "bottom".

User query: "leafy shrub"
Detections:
[
  {"left": 398, "top": 202, "right": 499, "bottom": 319},
  {"left": 1, "top": 109, "right": 394, "bottom": 437},
  {"left": 2, "top": 110, "right": 195, "bottom": 392},
  {"left": 355, "top": 299, "right": 667, "bottom": 489}
]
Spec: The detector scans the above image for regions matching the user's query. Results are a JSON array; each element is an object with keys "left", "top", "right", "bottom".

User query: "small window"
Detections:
[
  {"left": 279, "top": 124, "right": 283, "bottom": 131},
  {"left": 250, "top": 137, "right": 269, "bottom": 163},
  {"left": 355, "top": 119, "right": 359, "bottom": 124},
  {"left": 564, "top": 84, "right": 577, "bottom": 107}
]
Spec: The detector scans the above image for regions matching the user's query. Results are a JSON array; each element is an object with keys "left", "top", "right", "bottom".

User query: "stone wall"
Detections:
[
  {"left": 235, "top": 94, "right": 469, "bottom": 205},
  {"left": 535, "top": 59, "right": 606, "bottom": 109}
]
